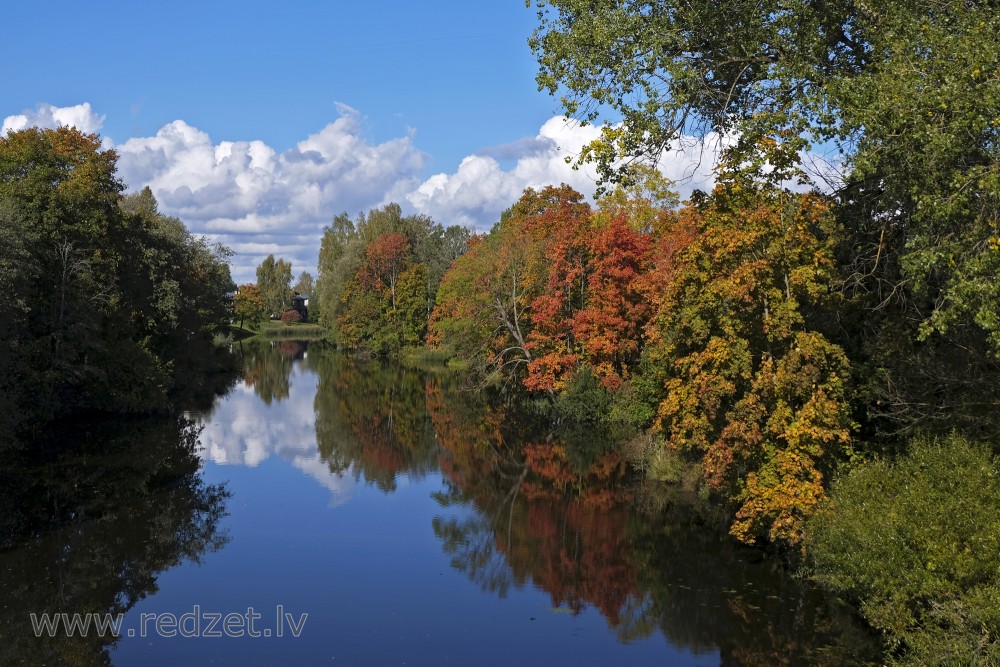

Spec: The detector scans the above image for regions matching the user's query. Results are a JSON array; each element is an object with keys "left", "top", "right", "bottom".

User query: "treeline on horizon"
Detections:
[{"left": 0, "top": 127, "right": 237, "bottom": 445}]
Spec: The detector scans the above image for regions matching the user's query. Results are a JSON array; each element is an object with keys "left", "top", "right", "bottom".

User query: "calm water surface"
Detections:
[{"left": 0, "top": 340, "right": 877, "bottom": 666}]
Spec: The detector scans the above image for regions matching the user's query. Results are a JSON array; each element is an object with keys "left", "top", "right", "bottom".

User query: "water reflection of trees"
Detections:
[
  {"left": 426, "top": 377, "right": 879, "bottom": 665},
  {"left": 239, "top": 340, "right": 306, "bottom": 405},
  {"left": 427, "top": 378, "right": 639, "bottom": 619},
  {"left": 212, "top": 342, "right": 879, "bottom": 663},
  {"left": 233, "top": 341, "right": 441, "bottom": 490},
  {"left": 0, "top": 417, "right": 230, "bottom": 666},
  {"left": 621, "top": 502, "right": 880, "bottom": 666},
  {"left": 313, "top": 353, "right": 439, "bottom": 492}
]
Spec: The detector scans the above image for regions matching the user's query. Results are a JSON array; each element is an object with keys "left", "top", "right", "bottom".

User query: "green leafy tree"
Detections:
[
  {"left": 234, "top": 283, "right": 267, "bottom": 330},
  {"left": 315, "top": 212, "right": 358, "bottom": 335},
  {"left": 314, "top": 204, "right": 468, "bottom": 354},
  {"left": 395, "top": 263, "right": 429, "bottom": 347},
  {"left": 256, "top": 254, "right": 293, "bottom": 317},
  {"left": 808, "top": 433, "right": 1000, "bottom": 665},
  {"left": 530, "top": 0, "right": 1000, "bottom": 435},
  {"left": 293, "top": 270, "right": 314, "bottom": 296},
  {"left": 0, "top": 127, "right": 234, "bottom": 429},
  {"left": 119, "top": 186, "right": 235, "bottom": 351},
  {"left": 0, "top": 199, "right": 33, "bottom": 441}
]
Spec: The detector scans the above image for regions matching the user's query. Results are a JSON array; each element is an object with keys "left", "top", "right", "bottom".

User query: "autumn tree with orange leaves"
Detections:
[
  {"left": 647, "top": 177, "right": 855, "bottom": 545},
  {"left": 431, "top": 183, "right": 660, "bottom": 394},
  {"left": 429, "top": 188, "right": 559, "bottom": 387},
  {"left": 431, "top": 170, "right": 855, "bottom": 546}
]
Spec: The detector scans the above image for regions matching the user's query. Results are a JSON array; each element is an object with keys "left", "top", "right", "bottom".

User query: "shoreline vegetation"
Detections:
[
  {"left": 232, "top": 321, "right": 329, "bottom": 341},
  {"left": 2, "top": 1, "right": 999, "bottom": 661},
  {"left": 0, "top": 127, "right": 239, "bottom": 444},
  {"left": 517, "top": 2, "right": 1000, "bottom": 662}
]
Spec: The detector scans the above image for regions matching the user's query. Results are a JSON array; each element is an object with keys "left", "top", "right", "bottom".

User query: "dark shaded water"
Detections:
[{"left": 0, "top": 340, "right": 879, "bottom": 666}]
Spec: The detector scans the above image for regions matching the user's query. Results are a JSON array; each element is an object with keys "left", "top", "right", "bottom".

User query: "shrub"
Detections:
[
  {"left": 280, "top": 309, "right": 302, "bottom": 324},
  {"left": 806, "top": 433, "right": 1000, "bottom": 665}
]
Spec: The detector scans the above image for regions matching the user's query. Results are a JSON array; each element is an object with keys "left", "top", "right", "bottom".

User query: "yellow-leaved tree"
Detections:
[{"left": 650, "top": 174, "right": 855, "bottom": 545}]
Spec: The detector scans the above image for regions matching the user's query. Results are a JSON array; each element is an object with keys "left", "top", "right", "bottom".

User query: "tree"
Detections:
[
  {"left": 808, "top": 433, "right": 1000, "bottom": 665},
  {"left": 648, "top": 182, "right": 854, "bottom": 545},
  {"left": 431, "top": 183, "right": 664, "bottom": 394},
  {"left": 530, "top": 1, "right": 988, "bottom": 187},
  {"left": 256, "top": 254, "right": 293, "bottom": 318},
  {"left": 234, "top": 284, "right": 266, "bottom": 330},
  {"left": 520, "top": 186, "right": 593, "bottom": 393},
  {"left": 315, "top": 204, "right": 468, "bottom": 354},
  {"left": 0, "top": 127, "right": 235, "bottom": 433},
  {"left": 0, "top": 127, "right": 125, "bottom": 418},
  {"left": 394, "top": 263, "right": 428, "bottom": 347},
  {"left": 531, "top": 0, "right": 1000, "bottom": 435},
  {"left": 430, "top": 189, "right": 563, "bottom": 387},
  {"left": 119, "top": 186, "right": 235, "bottom": 350},
  {"left": 293, "top": 271, "right": 314, "bottom": 296},
  {"left": 432, "top": 183, "right": 666, "bottom": 396},
  {"left": 359, "top": 232, "right": 410, "bottom": 311},
  {"left": 569, "top": 212, "right": 652, "bottom": 391},
  {"left": 0, "top": 199, "right": 34, "bottom": 441},
  {"left": 315, "top": 212, "right": 358, "bottom": 337}
]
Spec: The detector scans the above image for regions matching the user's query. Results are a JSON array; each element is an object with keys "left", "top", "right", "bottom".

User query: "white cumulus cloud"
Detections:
[
  {"left": 405, "top": 117, "right": 725, "bottom": 231},
  {"left": 2, "top": 102, "right": 105, "bottom": 137},
  {"left": 3, "top": 102, "right": 745, "bottom": 282},
  {"left": 115, "top": 104, "right": 427, "bottom": 283}
]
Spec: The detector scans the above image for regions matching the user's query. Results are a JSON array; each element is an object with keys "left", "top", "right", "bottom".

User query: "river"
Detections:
[{"left": 0, "top": 340, "right": 879, "bottom": 666}]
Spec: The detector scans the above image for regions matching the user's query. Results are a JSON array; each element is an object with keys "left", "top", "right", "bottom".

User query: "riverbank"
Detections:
[{"left": 229, "top": 321, "right": 329, "bottom": 341}]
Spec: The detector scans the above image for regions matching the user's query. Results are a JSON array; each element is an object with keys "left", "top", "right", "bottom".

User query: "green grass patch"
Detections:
[
  {"left": 235, "top": 320, "right": 329, "bottom": 340},
  {"left": 260, "top": 322, "right": 327, "bottom": 339},
  {"left": 226, "top": 324, "right": 259, "bottom": 341},
  {"left": 398, "top": 345, "right": 450, "bottom": 364}
]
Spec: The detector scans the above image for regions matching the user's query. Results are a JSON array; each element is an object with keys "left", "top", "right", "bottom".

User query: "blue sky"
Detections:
[
  {"left": 2, "top": 1, "right": 717, "bottom": 282},
  {"left": 6, "top": 1, "right": 556, "bottom": 165}
]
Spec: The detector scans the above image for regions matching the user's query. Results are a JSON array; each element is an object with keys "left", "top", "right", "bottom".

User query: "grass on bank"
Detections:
[
  {"left": 259, "top": 321, "right": 327, "bottom": 339},
  {"left": 227, "top": 320, "right": 329, "bottom": 341}
]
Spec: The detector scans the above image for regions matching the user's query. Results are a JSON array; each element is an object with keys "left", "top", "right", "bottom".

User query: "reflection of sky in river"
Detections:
[
  {"left": 195, "top": 361, "right": 356, "bottom": 505},
  {"left": 103, "top": 344, "right": 865, "bottom": 666}
]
